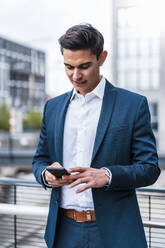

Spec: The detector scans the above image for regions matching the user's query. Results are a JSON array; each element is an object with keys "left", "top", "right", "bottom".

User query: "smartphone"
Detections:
[{"left": 46, "top": 167, "right": 70, "bottom": 178}]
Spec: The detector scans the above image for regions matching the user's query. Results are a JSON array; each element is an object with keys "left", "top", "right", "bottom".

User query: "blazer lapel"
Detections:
[
  {"left": 91, "top": 81, "right": 117, "bottom": 165},
  {"left": 54, "top": 90, "right": 73, "bottom": 165}
]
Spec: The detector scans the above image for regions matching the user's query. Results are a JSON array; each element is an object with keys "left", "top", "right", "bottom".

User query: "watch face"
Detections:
[{"left": 103, "top": 168, "right": 111, "bottom": 185}]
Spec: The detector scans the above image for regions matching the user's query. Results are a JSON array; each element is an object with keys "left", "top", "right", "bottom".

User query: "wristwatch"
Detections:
[{"left": 102, "top": 167, "right": 112, "bottom": 186}]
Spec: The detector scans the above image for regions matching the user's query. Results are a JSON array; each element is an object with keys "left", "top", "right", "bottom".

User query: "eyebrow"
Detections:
[{"left": 64, "top": 62, "right": 92, "bottom": 68}]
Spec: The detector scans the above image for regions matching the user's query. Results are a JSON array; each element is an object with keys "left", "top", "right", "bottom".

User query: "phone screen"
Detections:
[{"left": 46, "top": 167, "right": 70, "bottom": 178}]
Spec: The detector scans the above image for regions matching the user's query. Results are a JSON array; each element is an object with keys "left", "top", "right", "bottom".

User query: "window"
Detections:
[{"left": 116, "top": 7, "right": 160, "bottom": 91}]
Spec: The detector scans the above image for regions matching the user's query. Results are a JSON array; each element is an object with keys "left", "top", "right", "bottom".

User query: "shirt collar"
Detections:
[{"left": 70, "top": 77, "right": 106, "bottom": 102}]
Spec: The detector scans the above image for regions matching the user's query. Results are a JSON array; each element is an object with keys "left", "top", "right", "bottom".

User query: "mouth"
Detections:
[{"left": 73, "top": 80, "right": 87, "bottom": 86}]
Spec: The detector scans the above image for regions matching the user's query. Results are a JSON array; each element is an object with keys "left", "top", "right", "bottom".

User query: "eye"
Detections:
[
  {"left": 64, "top": 64, "right": 74, "bottom": 70},
  {"left": 80, "top": 65, "right": 89, "bottom": 69},
  {"left": 66, "top": 65, "right": 74, "bottom": 70},
  {"left": 79, "top": 63, "right": 91, "bottom": 70}
]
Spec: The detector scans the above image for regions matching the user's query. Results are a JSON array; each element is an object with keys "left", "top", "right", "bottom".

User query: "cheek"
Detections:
[
  {"left": 87, "top": 70, "right": 97, "bottom": 80},
  {"left": 84, "top": 69, "right": 95, "bottom": 79}
]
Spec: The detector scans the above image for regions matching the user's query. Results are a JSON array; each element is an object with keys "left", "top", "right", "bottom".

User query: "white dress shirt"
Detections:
[{"left": 60, "top": 77, "right": 106, "bottom": 211}]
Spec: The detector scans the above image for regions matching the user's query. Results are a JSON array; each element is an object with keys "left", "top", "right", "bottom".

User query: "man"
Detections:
[{"left": 32, "top": 24, "right": 160, "bottom": 248}]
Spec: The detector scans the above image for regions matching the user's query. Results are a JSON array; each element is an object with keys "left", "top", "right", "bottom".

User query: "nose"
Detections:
[{"left": 72, "top": 69, "right": 82, "bottom": 81}]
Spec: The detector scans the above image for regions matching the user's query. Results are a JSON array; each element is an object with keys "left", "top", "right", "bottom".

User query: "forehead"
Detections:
[{"left": 63, "top": 48, "right": 97, "bottom": 65}]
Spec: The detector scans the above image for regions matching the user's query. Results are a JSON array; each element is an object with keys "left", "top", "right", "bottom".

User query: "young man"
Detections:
[{"left": 32, "top": 24, "right": 160, "bottom": 248}]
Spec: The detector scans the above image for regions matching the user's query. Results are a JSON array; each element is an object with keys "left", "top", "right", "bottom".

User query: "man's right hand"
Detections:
[{"left": 44, "top": 162, "right": 74, "bottom": 187}]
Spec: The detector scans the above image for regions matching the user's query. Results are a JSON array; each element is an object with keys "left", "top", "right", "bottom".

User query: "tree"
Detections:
[
  {"left": 0, "top": 105, "right": 10, "bottom": 131},
  {"left": 23, "top": 110, "right": 42, "bottom": 131}
]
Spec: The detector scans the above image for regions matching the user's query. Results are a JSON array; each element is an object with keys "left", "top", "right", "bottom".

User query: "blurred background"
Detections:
[{"left": 0, "top": 0, "right": 165, "bottom": 182}]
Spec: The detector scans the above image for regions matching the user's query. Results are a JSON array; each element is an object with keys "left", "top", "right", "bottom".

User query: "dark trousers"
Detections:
[{"left": 54, "top": 212, "right": 104, "bottom": 248}]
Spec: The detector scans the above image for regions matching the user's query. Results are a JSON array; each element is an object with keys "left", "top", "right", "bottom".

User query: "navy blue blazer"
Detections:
[{"left": 32, "top": 80, "right": 160, "bottom": 248}]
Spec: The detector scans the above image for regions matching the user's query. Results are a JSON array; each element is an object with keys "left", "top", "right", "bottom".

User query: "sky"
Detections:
[{"left": 0, "top": 0, "right": 112, "bottom": 96}]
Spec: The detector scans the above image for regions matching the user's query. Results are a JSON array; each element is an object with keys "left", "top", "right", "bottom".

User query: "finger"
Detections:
[
  {"left": 49, "top": 178, "right": 74, "bottom": 187},
  {"left": 49, "top": 181, "right": 63, "bottom": 187},
  {"left": 68, "top": 177, "right": 90, "bottom": 188},
  {"left": 46, "top": 173, "right": 56, "bottom": 182},
  {"left": 51, "top": 181, "right": 71, "bottom": 187},
  {"left": 68, "top": 167, "right": 87, "bottom": 173},
  {"left": 62, "top": 175, "right": 71, "bottom": 180},
  {"left": 76, "top": 181, "right": 93, "bottom": 193},
  {"left": 47, "top": 176, "right": 61, "bottom": 184},
  {"left": 63, "top": 173, "right": 82, "bottom": 181},
  {"left": 51, "top": 162, "right": 62, "bottom": 168}
]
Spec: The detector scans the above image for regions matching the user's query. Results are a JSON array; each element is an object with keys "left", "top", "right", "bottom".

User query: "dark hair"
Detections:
[{"left": 58, "top": 23, "right": 104, "bottom": 59}]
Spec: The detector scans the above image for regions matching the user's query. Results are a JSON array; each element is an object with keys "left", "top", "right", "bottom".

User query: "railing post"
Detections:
[
  {"left": 14, "top": 185, "right": 17, "bottom": 248},
  {"left": 149, "top": 195, "right": 151, "bottom": 248}
]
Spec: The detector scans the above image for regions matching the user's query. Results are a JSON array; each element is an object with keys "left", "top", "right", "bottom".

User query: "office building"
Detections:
[
  {"left": 0, "top": 36, "right": 46, "bottom": 111},
  {"left": 111, "top": 0, "right": 165, "bottom": 161}
]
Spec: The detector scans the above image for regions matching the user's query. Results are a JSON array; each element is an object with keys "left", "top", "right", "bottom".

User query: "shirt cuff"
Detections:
[
  {"left": 102, "top": 167, "right": 112, "bottom": 187},
  {"left": 42, "top": 168, "right": 52, "bottom": 188}
]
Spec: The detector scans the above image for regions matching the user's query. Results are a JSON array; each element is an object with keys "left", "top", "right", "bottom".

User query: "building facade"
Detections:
[
  {"left": 111, "top": 0, "right": 165, "bottom": 162},
  {"left": 0, "top": 36, "right": 46, "bottom": 112}
]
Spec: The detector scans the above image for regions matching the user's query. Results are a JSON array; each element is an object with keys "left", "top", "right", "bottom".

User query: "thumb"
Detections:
[{"left": 51, "top": 162, "right": 62, "bottom": 168}]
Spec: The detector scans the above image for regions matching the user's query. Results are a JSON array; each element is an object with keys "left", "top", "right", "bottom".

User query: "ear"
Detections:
[{"left": 98, "top": 50, "right": 108, "bottom": 66}]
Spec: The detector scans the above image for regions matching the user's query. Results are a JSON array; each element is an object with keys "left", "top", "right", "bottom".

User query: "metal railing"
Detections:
[
  {"left": 0, "top": 178, "right": 165, "bottom": 248},
  {"left": 0, "top": 177, "right": 50, "bottom": 248},
  {"left": 137, "top": 188, "right": 165, "bottom": 248}
]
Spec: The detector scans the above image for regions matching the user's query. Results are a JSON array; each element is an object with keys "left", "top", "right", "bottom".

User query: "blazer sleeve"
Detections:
[
  {"left": 106, "top": 96, "right": 161, "bottom": 191},
  {"left": 32, "top": 101, "right": 51, "bottom": 189}
]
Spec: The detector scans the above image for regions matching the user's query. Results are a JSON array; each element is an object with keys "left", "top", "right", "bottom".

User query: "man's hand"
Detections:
[
  {"left": 44, "top": 162, "right": 74, "bottom": 187},
  {"left": 63, "top": 167, "right": 109, "bottom": 193}
]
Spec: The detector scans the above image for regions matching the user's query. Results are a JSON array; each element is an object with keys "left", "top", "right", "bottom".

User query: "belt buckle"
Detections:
[
  {"left": 73, "top": 209, "right": 92, "bottom": 222},
  {"left": 73, "top": 210, "right": 76, "bottom": 220},
  {"left": 86, "top": 210, "right": 92, "bottom": 222},
  {"left": 73, "top": 210, "right": 83, "bottom": 223}
]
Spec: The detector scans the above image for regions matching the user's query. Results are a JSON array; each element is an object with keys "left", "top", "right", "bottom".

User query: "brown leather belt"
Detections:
[{"left": 59, "top": 207, "right": 96, "bottom": 222}]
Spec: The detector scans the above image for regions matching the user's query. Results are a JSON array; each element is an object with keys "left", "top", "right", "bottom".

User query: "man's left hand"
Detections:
[{"left": 63, "top": 167, "right": 109, "bottom": 193}]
